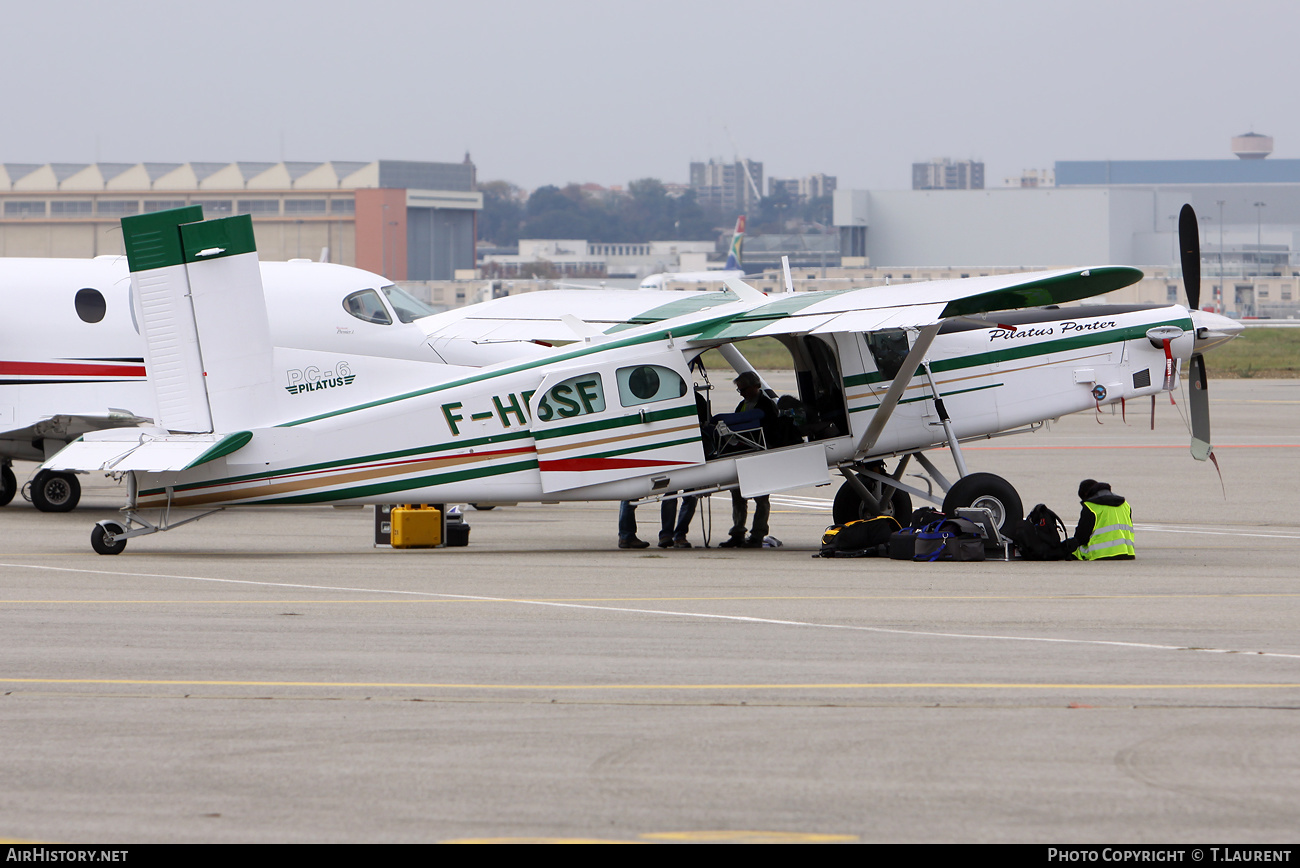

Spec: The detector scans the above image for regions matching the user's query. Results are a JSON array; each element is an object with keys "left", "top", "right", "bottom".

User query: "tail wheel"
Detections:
[
  {"left": 91, "top": 521, "right": 128, "bottom": 555},
  {"left": 941, "top": 472, "right": 1023, "bottom": 532},
  {"left": 31, "top": 471, "right": 81, "bottom": 513},
  {"left": 832, "top": 475, "right": 912, "bottom": 525},
  {"left": 0, "top": 465, "right": 15, "bottom": 507}
]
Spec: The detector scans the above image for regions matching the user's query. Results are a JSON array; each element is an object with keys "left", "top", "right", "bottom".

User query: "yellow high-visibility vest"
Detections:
[{"left": 1074, "top": 501, "right": 1135, "bottom": 560}]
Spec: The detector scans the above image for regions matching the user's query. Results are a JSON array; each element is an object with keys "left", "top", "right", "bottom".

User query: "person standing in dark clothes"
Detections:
[
  {"left": 720, "top": 371, "right": 785, "bottom": 548},
  {"left": 1066, "top": 479, "right": 1135, "bottom": 560}
]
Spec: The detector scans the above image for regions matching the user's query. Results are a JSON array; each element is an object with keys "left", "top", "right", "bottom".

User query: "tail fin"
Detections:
[
  {"left": 723, "top": 214, "right": 746, "bottom": 271},
  {"left": 122, "top": 208, "right": 275, "bottom": 433}
]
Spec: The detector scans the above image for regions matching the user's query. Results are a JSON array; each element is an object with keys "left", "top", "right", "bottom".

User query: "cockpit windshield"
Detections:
[{"left": 381, "top": 284, "right": 437, "bottom": 323}]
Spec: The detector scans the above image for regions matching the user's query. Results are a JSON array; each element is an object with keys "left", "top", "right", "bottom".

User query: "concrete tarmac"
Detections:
[{"left": 1, "top": 379, "right": 1298, "bottom": 843}]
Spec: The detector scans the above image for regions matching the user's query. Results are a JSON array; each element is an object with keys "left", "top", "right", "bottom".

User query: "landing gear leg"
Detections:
[
  {"left": 832, "top": 461, "right": 914, "bottom": 525},
  {"left": 86, "top": 472, "right": 223, "bottom": 555}
]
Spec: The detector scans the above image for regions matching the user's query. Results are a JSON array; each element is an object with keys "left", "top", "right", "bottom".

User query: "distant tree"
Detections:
[
  {"left": 477, "top": 180, "right": 525, "bottom": 246},
  {"left": 800, "top": 194, "right": 833, "bottom": 227},
  {"left": 752, "top": 188, "right": 796, "bottom": 234},
  {"left": 499, "top": 178, "right": 727, "bottom": 246},
  {"left": 523, "top": 184, "right": 611, "bottom": 240}
]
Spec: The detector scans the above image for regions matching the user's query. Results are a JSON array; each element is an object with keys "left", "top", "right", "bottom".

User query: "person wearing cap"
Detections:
[{"left": 1067, "top": 479, "right": 1135, "bottom": 560}]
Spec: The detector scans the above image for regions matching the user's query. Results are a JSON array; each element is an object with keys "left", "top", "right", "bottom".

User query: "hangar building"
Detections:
[{"left": 0, "top": 158, "right": 482, "bottom": 280}]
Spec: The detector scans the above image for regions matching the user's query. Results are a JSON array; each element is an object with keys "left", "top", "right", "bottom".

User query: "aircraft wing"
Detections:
[
  {"left": 43, "top": 429, "right": 252, "bottom": 473},
  {"left": 415, "top": 289, "right": 735, "bottom": 344},
  {"left": 686, "top": 267, "right": 1144, "bottom": 342},
  {"left": 415, "top": 267, "right": 1141, "bottom": 348}
]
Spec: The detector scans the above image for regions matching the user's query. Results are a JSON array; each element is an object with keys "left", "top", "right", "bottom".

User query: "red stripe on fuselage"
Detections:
[{"left": 0, "top": 361, "right": 147, "bottom": 377}]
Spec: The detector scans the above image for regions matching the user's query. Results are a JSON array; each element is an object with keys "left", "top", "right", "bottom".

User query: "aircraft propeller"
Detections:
[{"left": 1178, "top": 204, "right": 1213, "bottom": 462}]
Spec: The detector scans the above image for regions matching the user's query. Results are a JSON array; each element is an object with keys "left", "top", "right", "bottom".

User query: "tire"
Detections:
[
  {"left": 31, "top": 471, "right": 81, "bottom": 513},
  {"left": 0, "top": 465, "right": 15, "bottom": 508},
  {"left": 942, "top": 472, "right": 1023, "bottom": 532},
  {"left": 832, "top": 475, "right": 913, "bottom": 525},
  {"left": 91, "top": 521, "right": 127, "bottom": 555},
  {"left": 469, "top": 504, "right": 496, "bottom": 511}
]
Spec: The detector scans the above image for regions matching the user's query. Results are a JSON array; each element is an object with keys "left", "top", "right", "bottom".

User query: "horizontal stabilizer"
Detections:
[{"left": 43, "top": 430, "right": 252, "bottom": 473}]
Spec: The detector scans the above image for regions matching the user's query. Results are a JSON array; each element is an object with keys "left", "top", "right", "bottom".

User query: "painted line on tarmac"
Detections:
[
  {"left": 1136, "top": 524, "right": 1300, "bottom": 539},
  {"left": 5, "top": 562, "right": 1300, "bottom": 662},
  {"left": 2, "top": 676, "right": 1299, "bottom": 691},
  {"left": 5, "top": 592, "right": 1300, "bottom": 605}
]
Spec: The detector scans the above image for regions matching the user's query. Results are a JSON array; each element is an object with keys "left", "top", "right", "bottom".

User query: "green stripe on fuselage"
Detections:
[
  {"left": 254, "top": 458, "right": 541, "bottom": 505},
  {"left": 279, "top": 314, "right": 734, "bottom": 428},
  {"left": 552, "top": 435, "right": 702, "bottom": 463},
  {"left": 532, "top": 402, "right": 697, "bottom": 441},
  {"left": 843, "top": 317, "right": 1192, "bottom": 388},
  {"left": 141, "top": 428, "right": 537, "bottom": 496},
  {"left": 847, "top": 382, "right": 1002, "bottom": 413}
]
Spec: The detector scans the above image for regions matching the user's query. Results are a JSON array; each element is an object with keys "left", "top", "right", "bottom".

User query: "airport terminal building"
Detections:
[
  {"left": 0, "top": 159, "right": 482, "bottom": 280},
  {"left": 835, "top": 148, "right": 1300, "bottom": 318}
]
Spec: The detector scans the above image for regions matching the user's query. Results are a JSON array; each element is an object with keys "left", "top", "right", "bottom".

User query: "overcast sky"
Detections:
[{"left": 3, "top": 0, "right": 1296, "bottom": 192}]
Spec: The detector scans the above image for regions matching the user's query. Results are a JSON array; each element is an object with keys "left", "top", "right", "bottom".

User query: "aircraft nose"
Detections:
[{"left": 1190, "top": 310, "right": 1243, "bottom": 353}]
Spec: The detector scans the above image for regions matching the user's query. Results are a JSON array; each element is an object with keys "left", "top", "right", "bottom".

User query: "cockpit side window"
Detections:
[{"left": 342, "top": 289, "right": 392, "bottom": 325}]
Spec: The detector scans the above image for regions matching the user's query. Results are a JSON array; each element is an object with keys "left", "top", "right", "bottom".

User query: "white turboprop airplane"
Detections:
[
  {"left": 637, "top": 215, "right": 746, "bottom": 290},
  {"left": 45, "top": 205, "right": 1239, "bottom": 555},
  {"left": 1, "top": 207, "right": 552, "bottom": 512}
]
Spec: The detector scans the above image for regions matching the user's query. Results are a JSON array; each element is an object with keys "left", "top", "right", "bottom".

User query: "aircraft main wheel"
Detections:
[
  {"left": 31, "top": 471, "right": 81, "bottom": 513},
  {"left": 91, "top": 521, "right": 127, "bottom": 555},
  {"left": 0, "top": 465, "right": 15, "bottom": 507},
  {"left": 942, "top": 472, "right": 1023, "bottom": 532},
  {"left": 832, "top": 476, "right": 912, "bottom": 525}
]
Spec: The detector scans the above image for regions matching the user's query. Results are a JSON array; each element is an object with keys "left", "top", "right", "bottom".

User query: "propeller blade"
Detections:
[
  {"left": 1179, "top": 204, "right": 1202, "bottom": 310},
  {"left": 1189, "top": 352, "right": 1212, "bottom": 460}
]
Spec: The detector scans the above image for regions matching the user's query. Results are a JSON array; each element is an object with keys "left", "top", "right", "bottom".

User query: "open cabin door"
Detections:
[{"left": 528, "top": 350, "right": 705, "bottom": 494}]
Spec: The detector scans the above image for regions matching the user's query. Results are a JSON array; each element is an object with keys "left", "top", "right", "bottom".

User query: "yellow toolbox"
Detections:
[{"left": 390, "top": 505, "right": 442, "bottom": 548}]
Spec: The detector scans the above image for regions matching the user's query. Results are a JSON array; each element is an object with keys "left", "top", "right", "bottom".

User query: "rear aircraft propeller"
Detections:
[{"left": 1178, "top": 204, "right": 1214, "bottom": 462}]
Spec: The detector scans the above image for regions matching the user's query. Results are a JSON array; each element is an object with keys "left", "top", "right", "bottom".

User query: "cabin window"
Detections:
[
  {"left": 865, "top": 329, "right": 910, "bottom": 381},
  {"left": 342, "top": 289, "right": 392, "bottom": 325},
  {"left": 617, "top": 365, "right": 687, "bottom": 407},
  {"left": 74, "top": 288, "right": 107, "bottom": 324},
  {"left": 536, "top": 374, "right": 605, "bottom": 422}
]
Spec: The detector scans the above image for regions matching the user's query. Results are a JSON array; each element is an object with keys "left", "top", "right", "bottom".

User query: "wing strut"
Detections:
[
  {"left": 856, "top": 322, "right": 942, "bottom": 456},
  {"left": 921, "top": 360, "right": 970, "bottom": 478}
]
